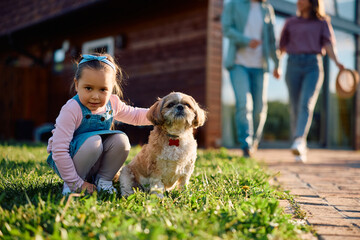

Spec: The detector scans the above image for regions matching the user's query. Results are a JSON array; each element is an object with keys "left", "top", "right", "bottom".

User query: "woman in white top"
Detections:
[{"left": 222, "top": 0, "right": 279, "bottom": 157}]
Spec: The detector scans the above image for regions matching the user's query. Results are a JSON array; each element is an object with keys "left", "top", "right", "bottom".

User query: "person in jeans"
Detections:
[
  {"left": 277, "top": 0, "right": 344, "bottom": 162},
  {"left": 222, "top": 0, "right": 279, "bottom": 157}
]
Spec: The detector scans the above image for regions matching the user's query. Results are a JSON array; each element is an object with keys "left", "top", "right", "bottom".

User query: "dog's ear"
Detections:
[
  {"left": 191, "top": 98, "right": 207, "bottom": 128},
  {"left": 146, "top": 98, "right": 164, "bottom": 125}
]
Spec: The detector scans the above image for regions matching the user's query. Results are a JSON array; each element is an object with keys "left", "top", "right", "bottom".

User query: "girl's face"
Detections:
[
  {"left": 75, "top": 68, "right": 114, "bottom": 111},
  {"left": 297, "top": 0, "right": 312, "bottom": 14}
]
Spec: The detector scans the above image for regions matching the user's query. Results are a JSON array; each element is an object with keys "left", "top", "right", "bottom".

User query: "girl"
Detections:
[
  {"left": 274, "top": 0, "right": 344, "bottom": 162},
  {"left": 47, "top": 53, "right": 151, "bottom": 195},
  {"left": 222, "top": 0, "right": 279, "bottom": 157}
]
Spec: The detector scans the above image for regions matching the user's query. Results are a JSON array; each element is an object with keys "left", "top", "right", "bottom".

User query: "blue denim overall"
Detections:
[{"left": 47, "top": 95, "right": 123, "bottom": 178}]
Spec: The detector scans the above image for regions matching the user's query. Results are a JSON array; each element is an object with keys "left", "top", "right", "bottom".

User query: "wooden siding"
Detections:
[
  {"left": 118, "top": 9, "right": 208, "bottom": 106},
  {"left": 112, "top": 3, "right": 211, "bottom": 147},
  {"left": 0, "top": 66, "right": 49, "bottom": 140}
]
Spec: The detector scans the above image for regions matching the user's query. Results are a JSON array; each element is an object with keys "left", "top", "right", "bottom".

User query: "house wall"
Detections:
[
  {"left": 0, "top": 66, "right": 49, "bottom": 140},
  {"left": 114, "top": 2, "right": 210, "bottom": 146},
  {"left": 0, "top": 0, "right": 223, "bottom": 147}
]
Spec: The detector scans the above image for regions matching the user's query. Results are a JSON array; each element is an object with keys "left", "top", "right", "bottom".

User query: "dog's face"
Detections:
[{"left": 147, "top": 92, "right": 206, "bottom": 134}]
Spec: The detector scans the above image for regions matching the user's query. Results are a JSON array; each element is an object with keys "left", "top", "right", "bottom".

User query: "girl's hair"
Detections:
[
  {"left": 71, "top": 53, "right": 125, "bottom": 98},
  {"left": 303, "top": 0, "right": 327, "bottom": 20}
]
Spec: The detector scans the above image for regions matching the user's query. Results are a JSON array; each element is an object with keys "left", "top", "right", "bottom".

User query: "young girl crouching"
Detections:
[{"left": 47, "top": 53, "right": 152, "bottom": 195}]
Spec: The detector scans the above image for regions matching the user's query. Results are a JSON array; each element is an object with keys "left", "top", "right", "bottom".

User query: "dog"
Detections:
[{"left": 114, "top": 92, "right": 206, "bottom": 198}]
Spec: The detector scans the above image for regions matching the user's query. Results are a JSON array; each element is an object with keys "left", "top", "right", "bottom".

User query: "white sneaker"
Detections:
[
  {"left": 96, "top": 178, "right": 117, "bottom": 194},
  {"left": 291, "top": 138, "right": 307, "bottom": 156},
  {"left": 252, "top": 140, "right": 259, "bottom": 155},
  {"left": 62, "top": 183, "right": 72, "bottom": 195},
  {"left": 295, "top": 155, "right": 307, "bottom": 163}
]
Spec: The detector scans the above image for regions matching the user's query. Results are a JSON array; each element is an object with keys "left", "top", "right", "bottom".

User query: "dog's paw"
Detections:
[
  {"left": 150, "top": 189, "right": 164, "bottom": 199},
  {"left": 150, "top": 192, "right": 164, "bottom": 199}
]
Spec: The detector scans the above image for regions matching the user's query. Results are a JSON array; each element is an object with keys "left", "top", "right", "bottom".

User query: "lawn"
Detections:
[{"left": 0, "top": 142, "right": 309, "bottom": 239}]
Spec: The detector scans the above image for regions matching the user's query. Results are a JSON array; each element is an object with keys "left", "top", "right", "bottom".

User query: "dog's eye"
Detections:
[
  {"left": 183, "top": 103, "right": 192, "bottom": 109},
  {"left": 166, "top": 102, "right": 175, "bottom": 108}
]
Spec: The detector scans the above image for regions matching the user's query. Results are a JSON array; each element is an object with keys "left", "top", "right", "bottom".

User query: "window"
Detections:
[
  {"left": 82, "top": 37, "right": 115, "bottom": 55},
  {"left": 327, "top": 30, "right": 356, "bottom": 147},
  {"left": 337, "top": 0, "right": 356, "bottom": 21}
]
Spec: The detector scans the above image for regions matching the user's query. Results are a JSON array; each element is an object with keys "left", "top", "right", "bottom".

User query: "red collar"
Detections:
[{"left": 169, "top": 138, "right": 180, "bottom": 147}]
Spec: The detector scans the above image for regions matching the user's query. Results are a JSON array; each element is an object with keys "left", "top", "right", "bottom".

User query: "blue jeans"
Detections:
[
  {"left": 285, "top": 54, "right": 324, "bottom": 140},
  {"left": 229, "top": 65, "right": 268, "bottom": 149}
]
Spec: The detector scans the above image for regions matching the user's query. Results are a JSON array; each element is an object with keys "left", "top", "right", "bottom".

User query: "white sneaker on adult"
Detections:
[
  {"left": 96, "top": 178, "right": 117, "bottom": 194},
  {"left": 62, "top": 183, "right": 72, "bottom": 195},
  {"left": 291, "top": 137, "right": 307, "bottom": 156},
  {"left": 252, "top": 140, "right": 259, "bottom": 155},
  {"left": 295, "top": 155, "right": 307, "bottom": 163}
]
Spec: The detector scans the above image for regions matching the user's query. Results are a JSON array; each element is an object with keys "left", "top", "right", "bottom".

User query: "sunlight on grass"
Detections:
[{"left": 0, "top": 143, "right": 310, "bottom": 239}]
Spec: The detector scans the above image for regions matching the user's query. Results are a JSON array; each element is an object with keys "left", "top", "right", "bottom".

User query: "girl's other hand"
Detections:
[{"left": 81, "top": 181, "right": 97, "bottom": 194}]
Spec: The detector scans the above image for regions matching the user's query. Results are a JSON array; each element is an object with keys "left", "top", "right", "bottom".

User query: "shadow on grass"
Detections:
[
  {"left": 0, "top": 181, "right": 64, "bottom": 210},
  {"left": 0, "top": 158, "right": 49, "bottom": 171},
  {"left": 0, "top": 141, "right": 47, "bottom": 148}
]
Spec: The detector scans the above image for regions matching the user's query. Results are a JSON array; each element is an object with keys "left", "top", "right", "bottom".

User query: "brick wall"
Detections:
[{"left": 205, "top": 0, "right": 223, "bottom": 147}]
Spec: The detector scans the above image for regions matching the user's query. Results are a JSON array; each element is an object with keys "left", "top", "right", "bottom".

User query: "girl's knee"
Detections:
[
  {"left": 111, "top": 133, "right": 131, "bottom": 151},
  {"left": 82, "top": 135, "right": 103, "bottom": 155}
]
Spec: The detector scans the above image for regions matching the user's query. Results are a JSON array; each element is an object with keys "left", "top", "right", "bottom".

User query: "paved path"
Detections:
[
  {"left": 256, "top": 149, "right": 360, "bottom": 239},
  {"left": 235, "top": 149, "right": 360, "bottom": 239}
]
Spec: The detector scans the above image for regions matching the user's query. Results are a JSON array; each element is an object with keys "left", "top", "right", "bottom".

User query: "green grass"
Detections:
[{"left": 0, "top": 143, "right": 309, "bottom": 239}]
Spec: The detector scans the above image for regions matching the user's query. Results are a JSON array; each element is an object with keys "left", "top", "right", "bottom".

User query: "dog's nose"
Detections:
[{"left": 176, "top": 105, "right": 184, "bottom": 111}]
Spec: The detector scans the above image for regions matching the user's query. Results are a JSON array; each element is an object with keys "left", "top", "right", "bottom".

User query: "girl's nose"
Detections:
[{"left": 91, "top": 92, "right": 99, "bottom": 99}]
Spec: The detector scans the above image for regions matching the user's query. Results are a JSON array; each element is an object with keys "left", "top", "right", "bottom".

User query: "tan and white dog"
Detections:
[{"left": 114, "top": 92, "right": 206, "bottom": 198}]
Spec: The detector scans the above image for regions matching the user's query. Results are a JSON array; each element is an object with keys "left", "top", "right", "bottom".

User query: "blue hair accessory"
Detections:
[{"left": 79, "top": 54, "right": 116, "bottom": 71}]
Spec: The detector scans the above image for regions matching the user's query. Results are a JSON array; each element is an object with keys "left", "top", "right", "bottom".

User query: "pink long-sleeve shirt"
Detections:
[{"left": 47, "top": 94, "right": 151, "bottom": 190}]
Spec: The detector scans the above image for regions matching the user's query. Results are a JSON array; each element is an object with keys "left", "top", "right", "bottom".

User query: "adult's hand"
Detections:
[
  {"left": 336, "top": 62, "right": 345, "bottom": 71},
  {"left": 249, "top": 39, "right": 261, "bottom": 49},
  {"left": 273, "top": 68, "right": 281, "bottom": 79}
]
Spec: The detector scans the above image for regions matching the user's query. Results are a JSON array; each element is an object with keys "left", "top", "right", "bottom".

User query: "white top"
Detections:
[{"left": 235, "top": 1, "right": 263, "bottom": 68}]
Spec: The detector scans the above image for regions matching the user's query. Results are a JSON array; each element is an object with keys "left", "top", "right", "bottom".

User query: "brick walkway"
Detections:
[{"left": 251, "top": 149, "right": 360, "bottom": 239}]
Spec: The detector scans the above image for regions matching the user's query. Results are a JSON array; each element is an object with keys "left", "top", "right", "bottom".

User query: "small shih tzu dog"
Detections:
[{"left": 114, "top": 92, "right": 206, "bottom": 198}]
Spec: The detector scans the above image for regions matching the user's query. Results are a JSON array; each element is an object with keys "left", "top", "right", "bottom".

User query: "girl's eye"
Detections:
[{"left": 85, "top": 87, "right": 92, "bottom": 91}]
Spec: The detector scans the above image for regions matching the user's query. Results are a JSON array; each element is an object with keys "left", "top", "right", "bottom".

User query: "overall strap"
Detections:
[{"left": 105, "top": 98, "right": 112, "bottom": 112}]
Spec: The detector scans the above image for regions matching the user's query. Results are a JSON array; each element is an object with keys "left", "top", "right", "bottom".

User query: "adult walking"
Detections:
[
  {"left": 222, "top": 0, "right": 279, "bottom": 157},
  {"left": 276, "top": 0, "right": 344, "bottom": 162}
]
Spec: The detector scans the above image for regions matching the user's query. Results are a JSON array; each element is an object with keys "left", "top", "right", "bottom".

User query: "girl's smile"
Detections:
[{"left": 74, "top": 68, "right": 114, "bottom": 111}]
